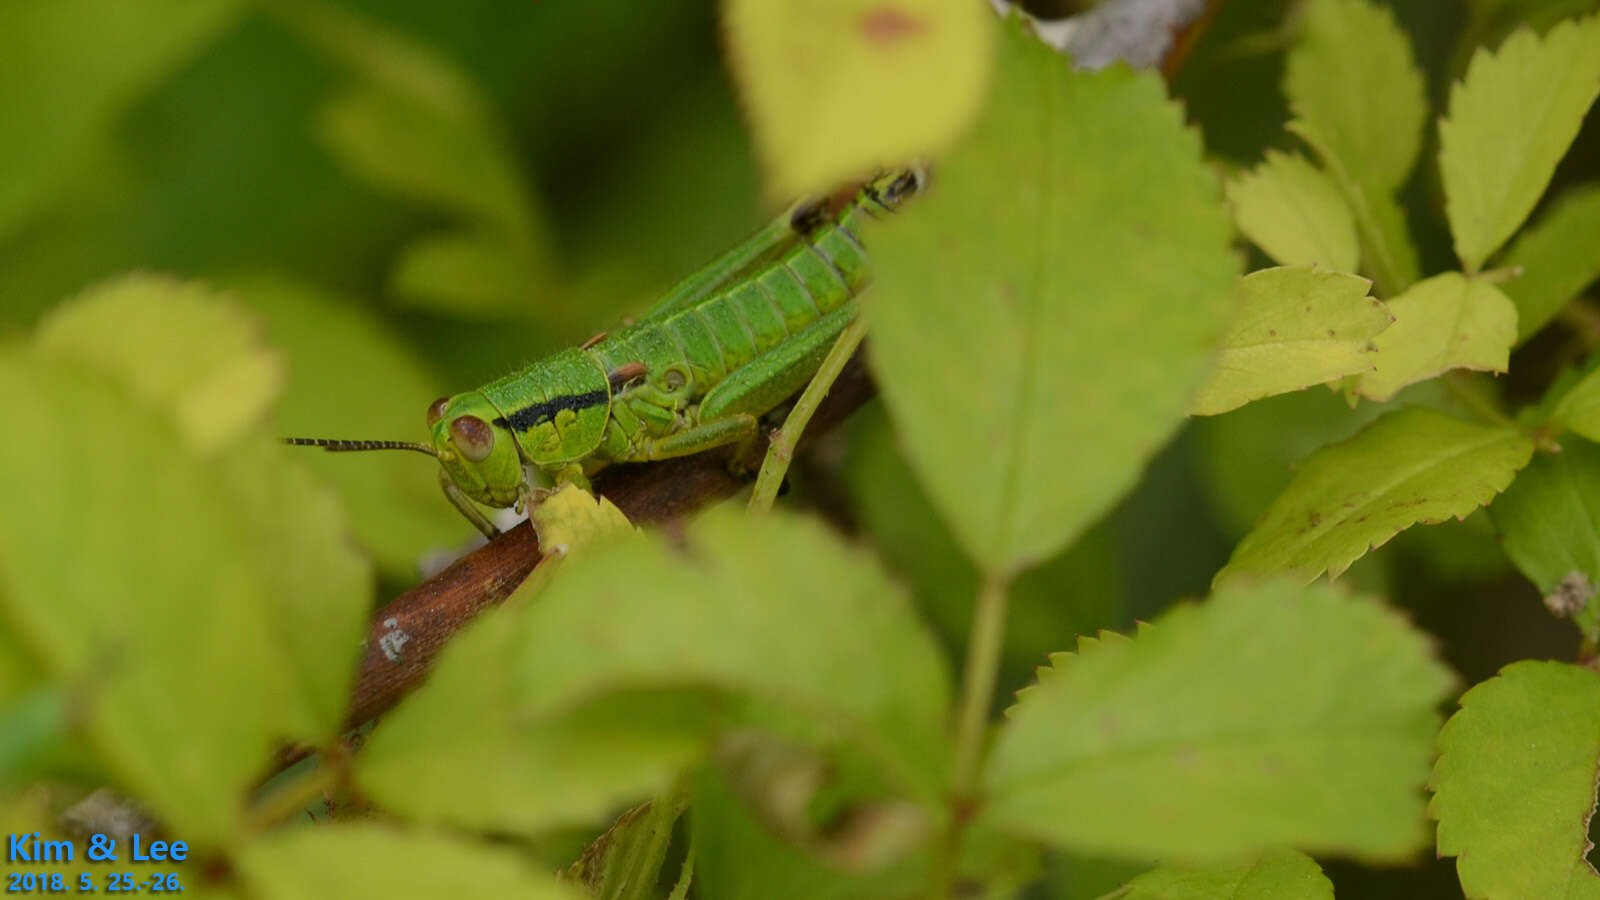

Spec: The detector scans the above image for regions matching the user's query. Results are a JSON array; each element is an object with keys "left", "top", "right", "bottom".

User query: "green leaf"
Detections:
[
  {"left": 561, "top": 798, "right": 682, "bottom": 900},
  {"left": 1284, "top": 0, "right": 1427, "bottom": 192},
  {"left": 1190, "top": 267, "right": 1390, "bottom": 416},
  {"left": 1502, "top": 183, "right": 1600, "bottom": 343},
  {"left": 688, "top": 764, "right": 923, "bottom": 900},
  {"left": 0, "top": 351, "right": 286, "bottom": 842},
  {"left": 1355, "top": 272, "right": 1517, "bottom": 401},
  {"left": 1490, "top": 442, "right": 1600, "bottom": 642},
  {"left": 358, "top": 508, "right": 950, "bottom": 832},
  {"left": 1224, "top": 150, "right": 1360, "bottom": 273},
  {"left": 723, "top": 0, "right": 992, "bottom": 201},
  {"left": 1217, "top": 407, "right": 1533, "bottom": 583},
  {"left": 843, "top": 406, "right": 1123, "bottom": 696},
  {"left": 982, "top": 580, "right": 1454, "bottom": 862},
  {"left": 1120, "top": 849, "right": 1334, "bottom": 899},
  {"left": 35, "top": 274, "right": 282, "bottom": 455},
  {"left": 1432, "top": 661, "right": 1600, "bottom": 900},
  {"left": 389, "top": 230, "right": 539, "bottom": 317},
  {"left": 212, "top": 438, "right": 372, "bottom": 741},
  {"left": 1440, "top": 15, "right": 1600, "bottom": 272},
  {"left": 237, "top": 277, "right": 466, "bottom": 576},
  {"left": 0, "top": 0, "right": 239, "bottom": 239},
  {"left": 866, "top": 18, "right": 1238, "bottom": 573},
  {"left": 236, "top": 825, "right": 581, "bottom": 900},
  {"left": 530, "top": 483, "right": 635, "bottom": 560},
  {"left": 1282, "top": 0, "right": 1427, "bottom": 296},
  {"left": 1554, "top": 366, "right": 1600, "bottom": 443}
]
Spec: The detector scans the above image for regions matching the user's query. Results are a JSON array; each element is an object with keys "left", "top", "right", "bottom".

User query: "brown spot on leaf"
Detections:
[
  {"left": 1545, "top": 571, "right": 1595, "bottom": 618},
  {"left": 860, "top": 6, "right": 927, "bottom": 45}
]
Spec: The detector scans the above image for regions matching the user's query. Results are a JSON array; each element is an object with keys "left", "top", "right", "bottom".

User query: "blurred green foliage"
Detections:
[{"left": 3, "top": 1, "right": 1600, "bottom": 898}]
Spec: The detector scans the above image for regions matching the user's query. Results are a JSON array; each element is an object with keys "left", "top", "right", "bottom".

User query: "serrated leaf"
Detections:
[
  {"left": 982, "top": 580, "right": 1454, "bottom": 862},
  {"left": 531, "top": 483, "right": 634, "bottom": 560},
  {"left": 358, "top": 508, "right": 949, "bottom": 833},
  {"left": 1191, "top": 267, "right": 1390, "bottom": 416},
  {"left": 866, "top": 17, "right": 1237, "bottom": 573},
  {"left": 1553, "top": 366, "right": 1600, "bottom": 442},
  {"left": 1490, "top": 443, "right": 1600, "bottom": 642},
  {"left": 0, "top": 351, "right": 286, "bottom": 842},
  {"left": 1355, "top": 272, "right": 1517, "bottom": 401},
  {"left": 1217, "top": 407, "right": 1533, "bottom": 583},
  {"left": 1284, "top": 0, "right": 1427, "bottom": 193},
  {"left": 1224, "top": 150, "right": 1360, "bottom": 273},
  {"left": 1440, "top": 15, "right": 1600, "bottom": 272},
  {"left": 1432, "top": 661, "right": 1600, "bottom": 900},
  {"left": 0, "top": 0, "right": 239, "bottom": 239},
  {"left": 1287, "top": 116, "right": 1422, "bottom": 297},
  {"left": 1120, "top": 849, "right": 1333, "bottom": 900},
  {"left": 36, "top": 274, "right": 282, "bottom": 455},
  {"left": 1503, "top": 183, "right": 1600, "bottom": 342},
  {"left": 236, "top": 825, "right": 581, "bottom": 900},
  {"left": 237, "top": 277, "right": 465, "bottom": 576},
  {"left": 724, "top": 0, "right": 992, "bottom": 202}
]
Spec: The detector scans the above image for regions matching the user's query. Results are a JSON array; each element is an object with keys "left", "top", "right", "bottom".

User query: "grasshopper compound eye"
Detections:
[
  {"left": 450, "top": 415, "right": 495, "bottom": 462},
  {"left": 427, "top": 396, "right": 450, "bottom": 427}
]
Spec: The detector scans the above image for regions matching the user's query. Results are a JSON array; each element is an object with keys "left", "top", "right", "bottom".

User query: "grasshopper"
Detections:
[{"left": 287, "top": 168, "right": 921, "bottom": 538}]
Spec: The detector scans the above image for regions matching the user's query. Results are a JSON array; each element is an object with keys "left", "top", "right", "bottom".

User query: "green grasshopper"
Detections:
[{"left": 287, "top": 169, "right": 922, "bottom": 538}]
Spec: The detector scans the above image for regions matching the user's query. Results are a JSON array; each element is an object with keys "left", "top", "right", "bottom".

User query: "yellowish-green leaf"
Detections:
[
  {"left": 1288, "top": 116, "right": 1422, "bottom": 296},
  {"left": 867, "top": 17, "right": 1238, "bottom": 573},
  {"left": 1503, "top": 183, "right": 1600, "bottom": 343},
  {"left": 1440, "top": 15, "right": 1600, "bottom": 272},
  {"left": 531, "top": 483, "right": 634, "bottom": 560},
  {"left": 1551, "top": 366, "right": 1600, "bottom": 442},
  {"left": 1284, "top": 0, "right": 1426, "bottom": 192},
  {"left": 237, "top": 277, "right": 465, "bottom": 576},
  {"left": 237, "top": 825, "right": 582, "bottom": 900},
  {"left": 1218, "top": 407, "right": 1533, "bottom": 583},
  {"left": 213, "top": 439, "right": 372, "bottom": 741},
  {"left": 1489, "top": 441, "right": 1600, "bottom": 645},
  {"left": 358, "top": 508, "right": 949, "bottom": 832},
  {"left": 1432, "top": 661, "right": 1600, "bottom": 900},
  {"left": 724, "top": 0, "right": 993, "bottom": 201},
  {"left": 36, "top": 274, "right": 282, "bottom": 455},
  {"left": 983, "top": 580, "right": 1454, "bottom": 862},
  {"left": 1224, "top": 150, "right": 1359, "bottom": 273},
  {"left": 0, "top": 351, "right": 287, "bottom": 842},
  {"left": 1191, "top": 267, "right": 1390, "bottom": 416},
  {"left": 1355, "top": 272, "right": 1517, "bottom": 401},
  {"left": 390, "top": 231, "right": 540, "bottom": 317},
  {"left": 1120, "top": 849, "right": 1334, "bottom": 900}
]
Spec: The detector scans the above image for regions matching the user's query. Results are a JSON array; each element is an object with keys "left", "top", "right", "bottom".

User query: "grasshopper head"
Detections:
[{"left": 429, "top": 392, "right": 523, "bottom": 508}]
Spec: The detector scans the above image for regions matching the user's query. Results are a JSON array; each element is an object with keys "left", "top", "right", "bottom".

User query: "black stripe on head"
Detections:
[{"left": 492, "top": 389, "right": 610, "bottom": 432}]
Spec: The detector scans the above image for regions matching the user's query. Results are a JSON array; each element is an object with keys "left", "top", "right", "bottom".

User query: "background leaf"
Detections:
[
  {"left": 1120, "top": 849, "right": 1334, "bottom": 900},
  {"left": 1502, "top": 183, "right": 1600, "bottom": 343},
  {"left": 35, "top": 274, "right": 282, "bottom": 455},
  {"left": 358, "top": 508, "right": 950, "bottom": 832},
  {"left": 1440, "top": 15, "right": 1600, "bottom": 272},
  {"left": 1218, "top": 407, "right": 1533, "bottom": 583},
  {"left": 1550, "top": 365, "right": 1600, "bottom": 442},
  {"left": 1190, "top": 266, "right": 1389, "bottom": 415},
  {"left": 236, "top": 825, "right": 581, "bottom": 900},
  {"left": 982, "top": 580, "right": 1454, "bottom": 862},
  {"left": 723, "top": 0, "right": 992, "bottom": 201},
  {"left": 1224, "top": 150, "right": 1360, "bottom": 273},
  {"left": 1355, "top": 272, "right": 1517, "bottom": 401},
  {"left": 0, "top": 0, "right": 239, "bottom": 240},
  {"left": 1491, "top": 443, "right": 1600, "bottom": 641},
  {"left": 1432, "top": 661, "right": 1600, "bottom": 899},
  {"left": 1284, "top": 0, "right": 1426, "bottom": 193},
  {"left": 866, "top": 17, "right": 1238, "bottom": 573}
]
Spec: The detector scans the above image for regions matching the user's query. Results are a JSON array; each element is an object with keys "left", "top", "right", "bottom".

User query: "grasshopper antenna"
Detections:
[{"left": 283, "top": 437, "right": 438, "bottom": 457}]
